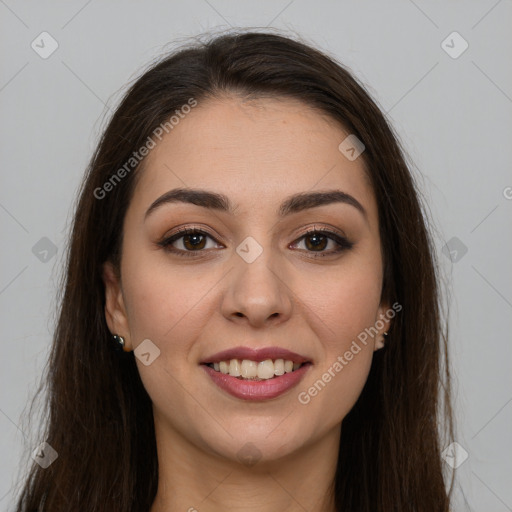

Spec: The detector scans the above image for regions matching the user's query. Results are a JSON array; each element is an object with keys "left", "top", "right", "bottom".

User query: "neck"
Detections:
[{"left": 149, "top": 416, "right": 340, "bottom": 512}]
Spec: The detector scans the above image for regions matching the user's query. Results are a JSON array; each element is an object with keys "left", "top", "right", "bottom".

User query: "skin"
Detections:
[{"left": 103, "top": 96, "right": 391, "bottom": 512}]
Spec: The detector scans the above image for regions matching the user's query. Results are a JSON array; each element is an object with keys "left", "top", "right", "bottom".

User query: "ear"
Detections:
[
  {"left": 102, "top": 261, "right": 132, "bottom": 350},
  {"left": 373, "top": 301, "right": 392, "bottom": 351}
]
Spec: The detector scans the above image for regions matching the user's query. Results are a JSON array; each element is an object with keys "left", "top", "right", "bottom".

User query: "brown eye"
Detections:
[
  {"left": 292, "top": 229, "right": 353, "bottom": 256},
  {"left": 182, "top": 233, "right": 207, "bottom": 250},
  {"left": 304, "top": 232, "right": 329, "bottom": 251},
  {"left": 158, "top": 228, "right": 221, "bottom": 257}
]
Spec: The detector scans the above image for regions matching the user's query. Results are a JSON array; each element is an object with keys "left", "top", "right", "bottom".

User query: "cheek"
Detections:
[
  {"left": 298, "top": 258, "right": 383, "bottom": 347},
  {"left": 292, "top": 257, "right": 382, "bottom": 414},
  {"left": 120, "top": 251, "right": 224, "bottom": 361},
  {"left": 119, "top": 258, "right": 221, "bottom": 422}
]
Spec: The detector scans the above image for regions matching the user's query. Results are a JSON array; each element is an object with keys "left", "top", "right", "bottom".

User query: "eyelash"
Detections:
[{"left": 157, "top": 226, "right": 354, "bottom": 259}]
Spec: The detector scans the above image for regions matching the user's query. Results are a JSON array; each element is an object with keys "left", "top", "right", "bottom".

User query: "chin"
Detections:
[{"left": 195, "top": 419, "right": 313, "bottom": 465}]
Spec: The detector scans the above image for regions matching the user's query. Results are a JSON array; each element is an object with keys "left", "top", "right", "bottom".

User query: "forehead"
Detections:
[{"left": 131, "top": 96, "right": 376, "bottom": 222}]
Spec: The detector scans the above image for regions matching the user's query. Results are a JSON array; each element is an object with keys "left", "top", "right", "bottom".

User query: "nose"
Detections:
[{"left": 221, "top": 248, "right": 293, "bottom": 328}]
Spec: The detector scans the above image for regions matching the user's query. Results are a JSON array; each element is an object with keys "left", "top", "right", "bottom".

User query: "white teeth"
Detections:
[
  {"left": 209, "top": 358, "right": 304, "bottom": 380},
  {"left": 274, "top": 359, "right": 285, "bottom": 376},
  {"left": 229, "top": 358, "right": 241, "bottom": 377},
  {"left": 257, "top": 359, "right": 275, "bottom": 379},
  {"left": 241, "top": 360, "right": 257, "bottom": 378}
]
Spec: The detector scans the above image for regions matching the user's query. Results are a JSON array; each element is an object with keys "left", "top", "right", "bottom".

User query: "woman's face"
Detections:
[{"left": 103, "top": 96, "right": 390, "bottom": 463}]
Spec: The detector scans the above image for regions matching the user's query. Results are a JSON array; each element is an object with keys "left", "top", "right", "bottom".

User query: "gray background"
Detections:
[{"left": 1, "top": 1, "right": 511, "bottom": 510}]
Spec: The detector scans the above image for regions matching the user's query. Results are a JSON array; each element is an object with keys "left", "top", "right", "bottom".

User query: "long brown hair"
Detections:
[{"left": 14, "top": 29, "right": 455, "bottom": 511}]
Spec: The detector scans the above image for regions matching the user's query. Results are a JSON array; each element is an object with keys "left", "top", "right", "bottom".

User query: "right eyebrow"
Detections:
[{"left": 145, "top": 188, "right": 234, "bottom": 219}]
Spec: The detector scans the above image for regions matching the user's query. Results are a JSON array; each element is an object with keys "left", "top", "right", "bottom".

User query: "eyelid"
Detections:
[
  {"left": 159, "top": 224, "right": 225, "bottom": 243},
  {"left": 157, "top": 226, "right": 224, "bottom": 250},
  {"left": 290, "top": 226, "right": 354, "bottom": 254},
  {"left": 294, "top": 223, "right": 348, "bottom": 241},
  {"left": 158, "top": 224, "right": 353, "bottom": 257},
  {"left": 161, "top": 223, "right": 347, "bottom": 243}
]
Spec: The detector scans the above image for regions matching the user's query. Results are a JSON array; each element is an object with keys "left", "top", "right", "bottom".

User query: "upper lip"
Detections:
[{"left": 200, "top": 346, "right": 311, "bottom": 364}]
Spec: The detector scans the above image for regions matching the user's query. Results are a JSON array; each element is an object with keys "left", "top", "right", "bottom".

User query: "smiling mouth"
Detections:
[{"left": 203, "top": 358, "right": 311, "bottom": 381}]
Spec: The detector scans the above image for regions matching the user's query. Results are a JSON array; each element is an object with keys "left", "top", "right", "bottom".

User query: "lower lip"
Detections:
[{"left": 201, "top": 363, "right": 311, "bottom": 401}]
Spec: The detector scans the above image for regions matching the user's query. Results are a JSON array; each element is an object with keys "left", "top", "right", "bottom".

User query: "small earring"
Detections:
[{"left": 113, "top": 334, "right": 127, "bottom": 352}]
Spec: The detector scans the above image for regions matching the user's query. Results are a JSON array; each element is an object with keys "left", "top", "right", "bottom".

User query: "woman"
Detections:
[{"left": 15, "top": 30, "right": 455, "bottom": 511}]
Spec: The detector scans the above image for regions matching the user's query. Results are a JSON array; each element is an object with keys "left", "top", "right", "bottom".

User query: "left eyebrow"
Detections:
[
  {"left": 279, "top": 190, "right": 367, "bottom": 220},
  {"left": 144, "top": 187, "right": 367, "bottom": 221}
]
